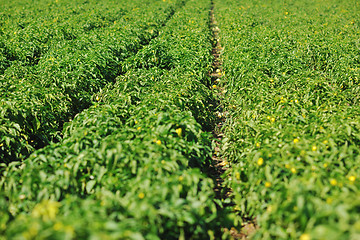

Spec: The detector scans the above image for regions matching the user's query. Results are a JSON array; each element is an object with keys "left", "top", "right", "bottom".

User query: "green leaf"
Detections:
[{"left": 86, "top": 180, "right": 96, "bottom": 193}]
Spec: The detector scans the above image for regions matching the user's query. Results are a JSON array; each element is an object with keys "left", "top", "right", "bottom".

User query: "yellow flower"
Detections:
[
  {"left": 323, "top": 163, "right": 328, "bottom": 168},
  {"left": 212, "top": 85, "right": 217, "bottom": 89},
  {"left": 256, "top": 142, "right": 261, "bottom": 148},
  {"left": 175, "top": 128, "right": 182, "bottom": 137},
  {"left": 53, "top": 222, "right": 63, "bottom": 231},
  {"left": 96, "top": 96, "right": 100, "bottom": 101},
  {"left": 323, "top": 140, "right": 328, "bottom": 144},
  {"left": 138, "top": 193, "right": 145, "bottom": 199},
  {"left": 235, "top": 172, "right": 240, "bottom": 180},
  {"left": 137, "top": 127, "right": 141, "bottom": 130},
  {"left": 285, "top": 164, "right": 290, "bottom": 169},
  {"left": 330, "top": 179, "right": 337, "bottom": 186},
  {"left": 178, "top": 176, "right": 184, "bottom": 181},
  {"left": 349, "top": 176, "right": 356, "bottom": 182},
  {"left": 312, "top": 145, "right": 317, "bottom": 151},
  {"left": 294, "top": 99, "right": 299, "bottom": 103},
  {"left": 291, "top": 167, "right": 297, "bottom": 174},
  {"left": 156, "top": 140, "right": 161, "bottom": 145},
  {"left": 257, "top": 157, "right": 264, "bottom": 166},
  {"left": 270, "top": 117, "right": 275, "bottom": 123},
  {"left": 265, "top": 182, "right": 272, "bottom": 188},
  {"left": 293, "top": 138, "right": 299, "bottom": 144},
  {"left": 32, "top": 200, "right": 61, "bottom": 221},
  {"left": 299, "top": 233, "right": 311, "bottom": 240},
  {"left": 267, "top": 116, "right": 271, "bottom": 120}
]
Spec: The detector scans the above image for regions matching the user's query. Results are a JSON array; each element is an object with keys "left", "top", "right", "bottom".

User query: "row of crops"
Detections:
[
  {"left": 0, "top": 0, "right": 235, "bottom": 239},
  {"left": 216, "top": 0, "right": 360, "bottom": 239},
  {"left": 0, "top": 0, "right": 183, "bottom": 162},
  {"left": 2, "top": 0, "right": 360, "bottom": 239}
]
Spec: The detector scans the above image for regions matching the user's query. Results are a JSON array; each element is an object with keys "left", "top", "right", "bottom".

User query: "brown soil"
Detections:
[{"left": 208, "top": 1, "right": 258, "bottom": 239}]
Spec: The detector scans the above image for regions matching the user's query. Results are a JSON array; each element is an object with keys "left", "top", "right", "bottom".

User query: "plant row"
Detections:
[
  {"left": 215, "top": 0, "right": 360, "bottom": 239},
  {"left": 0, "top": 0, "right": 184, "bottom": 163},
  {"left": 1, "top": 0, "right": 233, "bottom": 239},
  {"left": 0, "top": 0, "right": 161, "bottom": 69}
]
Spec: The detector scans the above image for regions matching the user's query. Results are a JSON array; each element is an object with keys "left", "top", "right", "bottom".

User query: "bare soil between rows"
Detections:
[{"left": 208, "top": 1, "right": 257, "bottom": 239}]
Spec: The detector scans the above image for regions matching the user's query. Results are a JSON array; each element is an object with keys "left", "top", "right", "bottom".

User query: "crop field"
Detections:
[{"left": 0, "top": 0, "right": 359, "bottom": 239}]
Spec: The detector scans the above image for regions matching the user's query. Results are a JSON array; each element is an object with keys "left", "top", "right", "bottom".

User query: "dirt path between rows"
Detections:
[{"left": 208, "top": 1, "right": 257, "bottom": 239}]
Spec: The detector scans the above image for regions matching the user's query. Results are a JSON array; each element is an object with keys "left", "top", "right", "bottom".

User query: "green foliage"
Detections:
[
  {"left": 0, "top": 0, "right": 183, "bottom": 163},
  {"left": 216, "top": 0, "right": 360, "bottom": 239},
  {"left": 0, "top": 0, "right": 233, "bottom": 239}
]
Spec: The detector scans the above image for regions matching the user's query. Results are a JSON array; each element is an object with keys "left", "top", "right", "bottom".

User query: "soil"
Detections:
[{"left": 208, "top": 1, "right": 258, "bottom": 239}]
